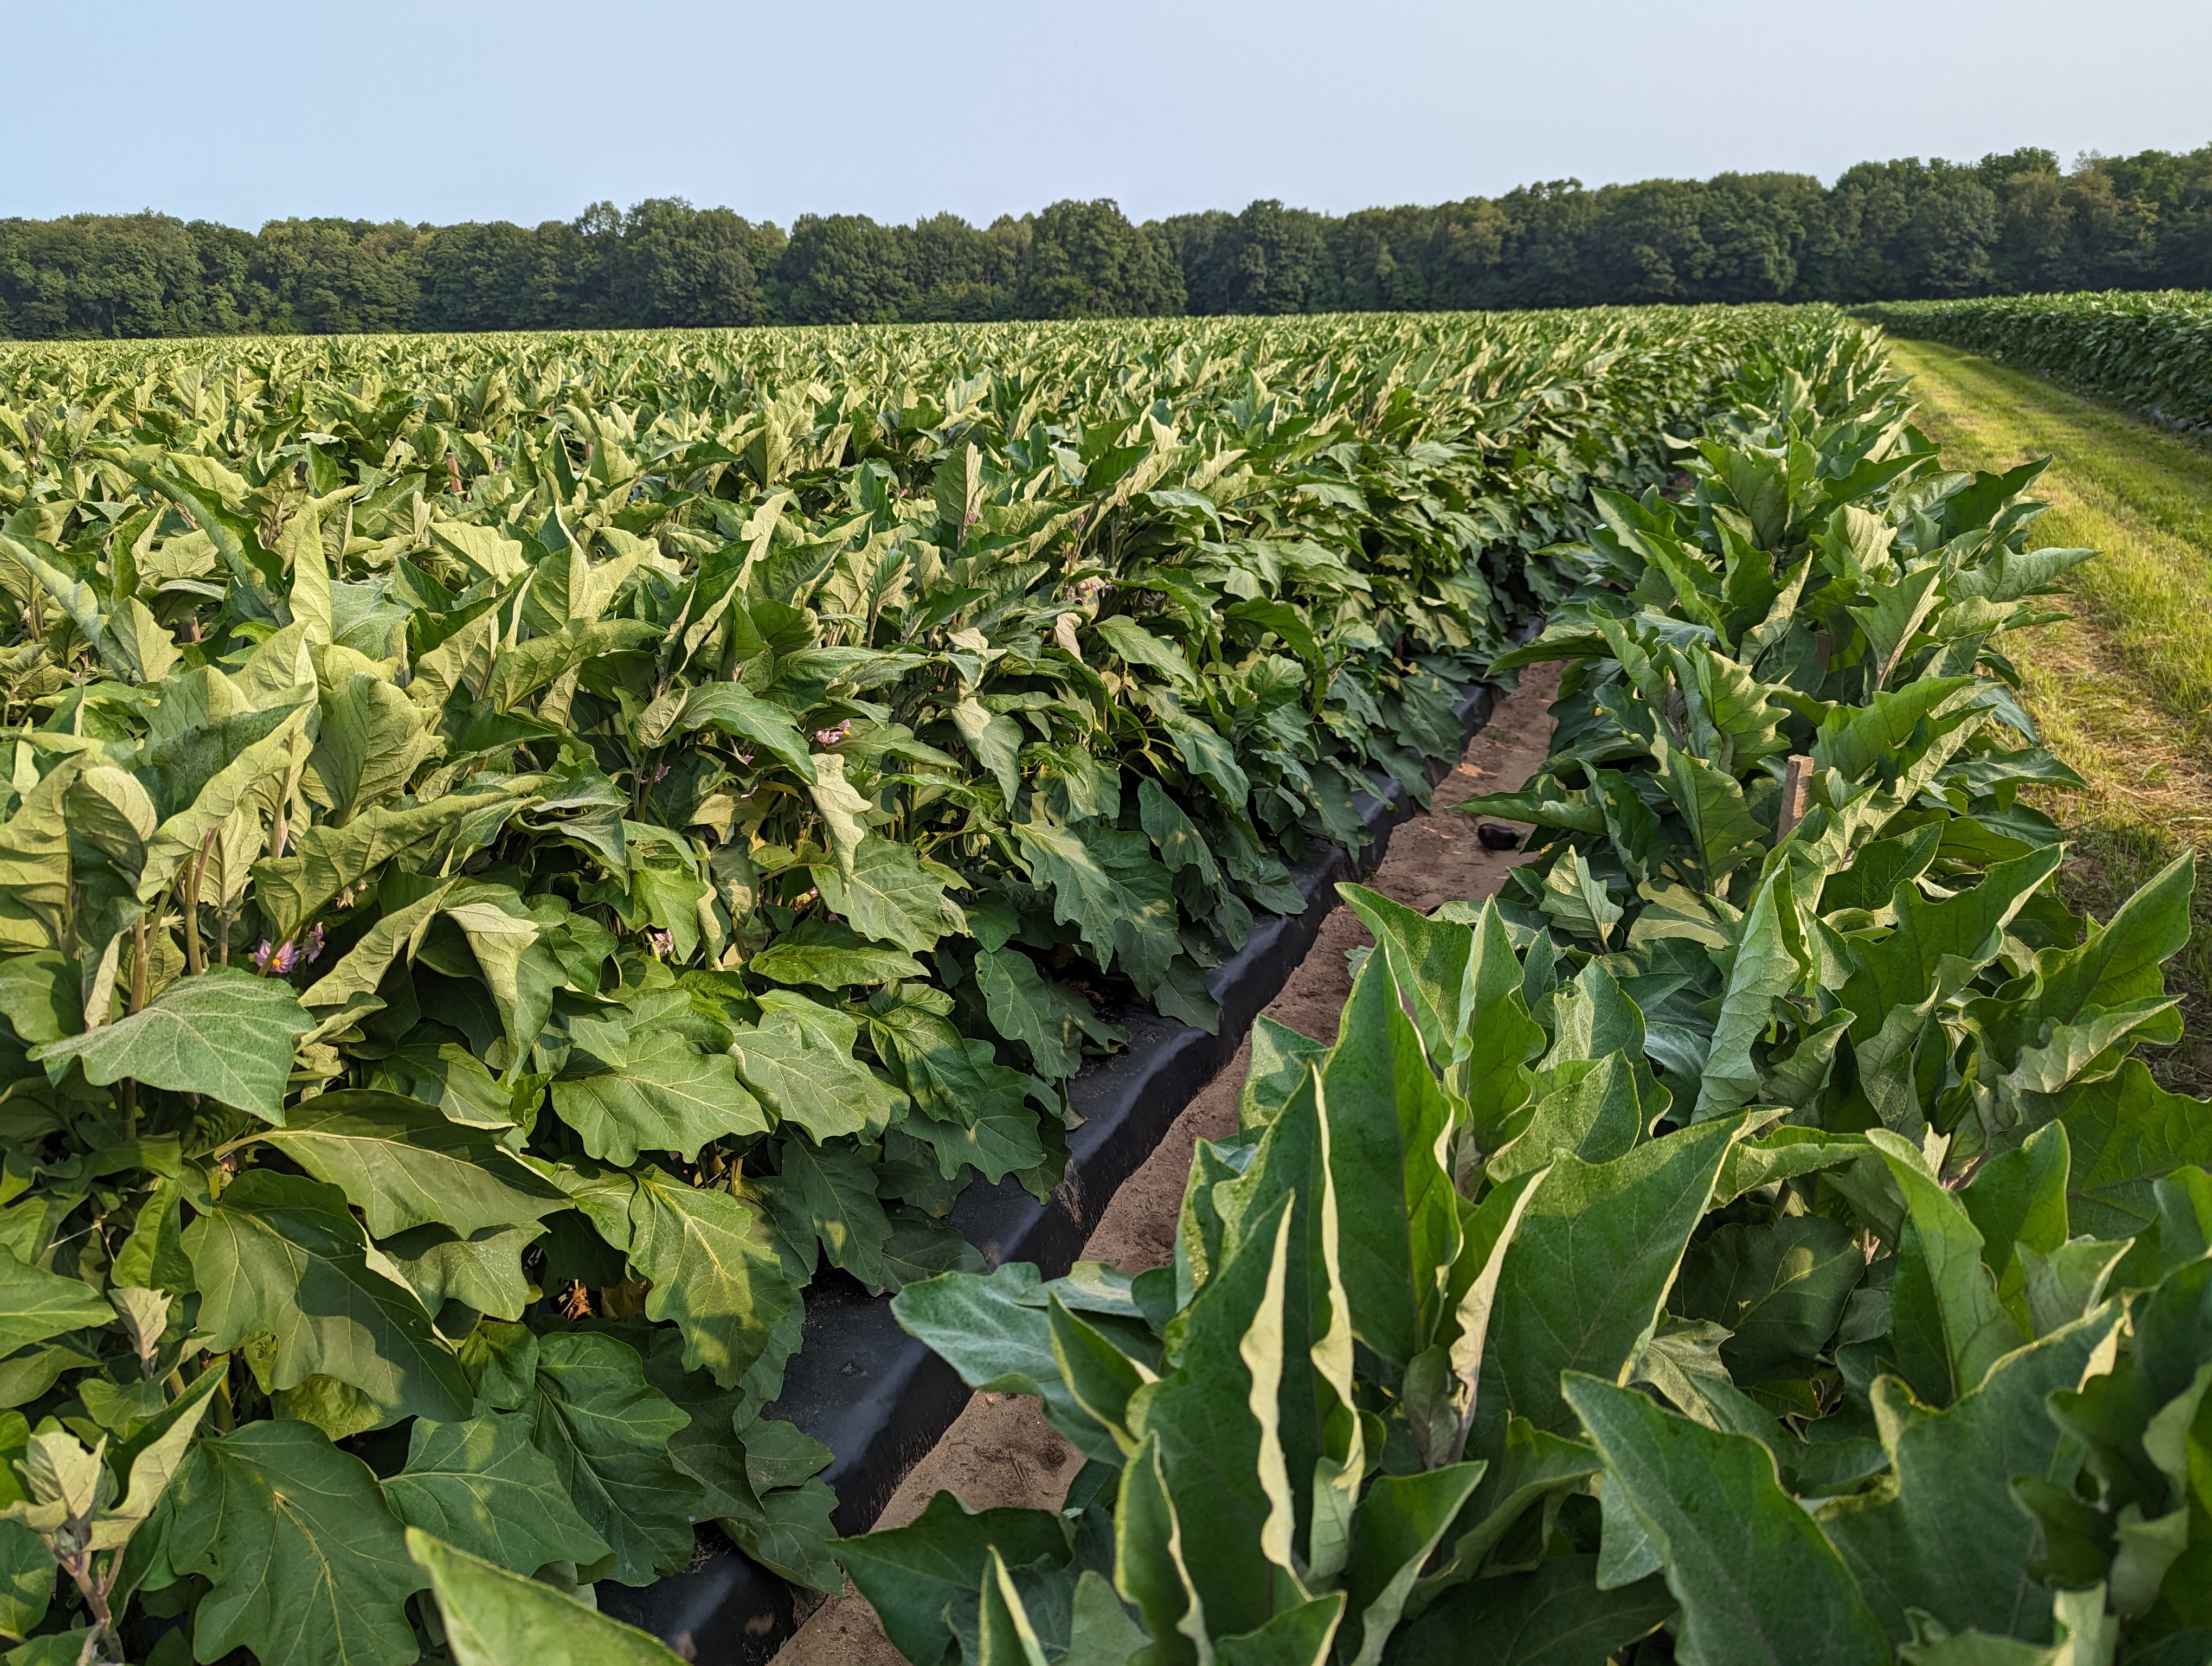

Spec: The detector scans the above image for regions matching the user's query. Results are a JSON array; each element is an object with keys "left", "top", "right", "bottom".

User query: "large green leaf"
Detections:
[
  {"left": 773, "top": 1137, "right": 893, "bottom": 1290},
  {"left": 748, "top": 931, "right": 923, "bottom": 989},
  {"left": 138, "top": 701, "right": 317, "bottom": 902},
  {"left": 1472, "top": 1118, "right": 1742, "bottom": 1460},
  {"left": 171, "top": 1420, "right": 425, "bottom": 1666},
  {"left": 2055, "top": 1059, "right": 2212, "bottom": 1240},
  {"left": 181, "top": 1170, "right": 472, "bottom": 1424},
  {"left": 524, "top": 1331, "right": 703, "bottom": 1586},
  {"left": 1565, "top": 1374, "right": 1889, "bottom": 1665},
  {"left": 1537, "top": 848, "right": 1622, "bottom": 947},
  {"left": 1660, "top": 748, "right": 1767, "bottom": 885},
  {"left": 2003, "top": 851, "right": 2195, "bottom": 1059},
  {"left": 1694, "top": 867, "right": 1806, "bottom": 1120},
  {"left": 258, "top": 795, "right": 500, "bottom": 945},
  {"left": 1819, "top": 1306, "right": 2123, "bottom": 1644},
  {"left": 1848, "top": 561, "right": 1944, "bottom": 688},
  {"left": 903, "top": 1095, "right": 1052, "bottom": 1188},
  {"left": 722, "top": 1473, "right": 841, "bottom": 1594},
  {"left": 1488, "top": 1052, "right": 1644, "bottom": 1184},
  {"left": 1841, "top": 845, "right": 2065, "bottom": 1054},
  {"left": 1126, "top": 1191, "right": 1301, "bottom": 1641},
  {"left": 255, "top": 1090, "right": 567, "bottom": 1237},
  {"left": 1047, "top": 1295, "right": 1150, "bottom": 1452},
  {"left": 806, "top": 753, "right": 873, "bottom": 870},
  {"left": 869, "top": 990, "right": 1034, "bottom": 1129},
  {"left": 1540, "top": 960, "right": 1649, "bottom": 1073},
  {"left": 486, "top": 619, "right": 660, "bottom": 713},
  {"left": 380, "top": 1222, "right": 543, "bottom": 1321},
  {"left": 32, "top": 965, "right": 310, "bottom": 1122},
  {"left": 552, "top": 1027, "right": 767, "bottom": 1163},
  {"left": 889, "top": 1264, "right": 1116, "bottom": 1461},
  {"left": 1112, "top": 1430, "right": 1206, "bottom": 1665},
  {"left": 0, "top": 1520, "right": 52, "bottom": 1644},
  {"left": 1213, "top": 1593, "right": 1344, "bottom": 1666},
  {"left": 309, "top": 671, "right": 438, "bottom": 826},
  {"left": 813, "top": 835, "right": 947, "bottom": 952},
  {"left": 0, "top": 952, "right": 76, "bottom": 1048},
  {"left": 878, "top": 1210, "right": 990, "bottom": 1291},
  {"left": 947, "top": 696, "right": 1025, "bottom": 804},
  {"left": 0, "top": 1247, "right": 112, "bottom": 1358},
  {"left": 1959, "top": 1122, "right": 2070, "bottom": 1292},
  {"left": 1098, "top": 617, "right": 1200, "bottom": 692},
  {"left": 1458, "top": 900, "right": 1547, "bottom": 1137},
  {"left": 1811, "top": 677, "right": 1978, "bottom": 781},
  {"left": 1198, "top": 1060, "right": 1360, "bottom": 1566},
  {"left": 566, "top": 1165, "right": 796, "bottom": 1389},
  {"left": 975, "top": 945, "right": 1115, "bottom": 1081},
  {"left": 1388, "top": 1555, "right": 1673, "bottom": 1666},
  {"left": 672, "top": 682, "right": 820, "bottom": 783},
  {"left": 1238, "top": 1016, "right": 1329, "bottom": 1131},
  {"left": 1336, "top": 883, "right": 1475, "bottom": 1068},
  {"left": 382, "top": 1412, "right": 610, "bottom": 1575},
  {"left": 728, "top": 997, "right": 905, "bottom": 1139},
  {"left": 834, "top": 1489, "right": 1071, "bottom": 1666},
  {"left": 632, "top": 1330, "right": 754, "bottom": 1530},
  {"left": 1169, "top": 712, "right": 1256, "bottom": 816},
  {"left": 407, "top": 1528, "right": 689, "bottom": 1666},
  {"left": 1139, "top": 774, "right": 1219, "bottom": 884},
  {"left": 441, "top": 889, "right": 561, "bottom": 1058},
  {"left": 1674, "top": 1215, "right": 1864, "bottom": 1385},
  {"left": 1318, "top": 956, "right": 1459, "bottom": 1367},
  {"left": 1338, "top": 1463, "right": 1486, "bottom": 1666},
  {"left": 0, "top": 772, "right": 79, "bottom": 963},
  {"left": 976, "top": 1544, "right": 1056, "bottom": 1666},
  {"left": 1867, "top": 1130, "right": 2027, "bottom": 1400},
  {"left": 1015, "top": 819, "right": 1178, "bottom": 990}
]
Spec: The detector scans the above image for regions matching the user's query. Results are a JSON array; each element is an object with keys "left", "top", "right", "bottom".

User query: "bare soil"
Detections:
[{"left": 773, "top": 665, "right": 1561, "bottom": 1666}]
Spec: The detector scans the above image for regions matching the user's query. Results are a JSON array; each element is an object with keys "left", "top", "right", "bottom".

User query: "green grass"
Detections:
[{"left": 1883, "top": 336, "right": 2212, "bottom": 1091}]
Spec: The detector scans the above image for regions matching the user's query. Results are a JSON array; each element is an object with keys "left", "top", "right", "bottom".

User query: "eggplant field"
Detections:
[{"left": 0, "top": 303, "right": 2203, "bottom": 1666}]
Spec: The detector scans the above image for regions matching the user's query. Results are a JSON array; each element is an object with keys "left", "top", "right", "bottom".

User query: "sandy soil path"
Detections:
[{"left": 774, "top": 664, "right": 1560, "bottom": 1666}]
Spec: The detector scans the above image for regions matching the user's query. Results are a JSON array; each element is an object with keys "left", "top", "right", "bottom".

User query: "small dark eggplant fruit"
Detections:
[{"left": 1476, "top": 822, "right": 1520, "bottom": 851}]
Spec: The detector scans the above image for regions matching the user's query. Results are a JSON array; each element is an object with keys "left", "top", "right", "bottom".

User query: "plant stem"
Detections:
[
  {"left": 120, "top": 917, "right": 148, "bottom": 1134},
  {"left": 183, "top": 830, "right": 212, "bottom": 976},
  {"left": 52, "top": 1543, "right": 115, "bottom": 1663}
]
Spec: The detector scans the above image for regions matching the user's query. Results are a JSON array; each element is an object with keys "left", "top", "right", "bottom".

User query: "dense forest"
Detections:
[{"left": 3, "top": 144, "right": 2207, "bottom": 337}]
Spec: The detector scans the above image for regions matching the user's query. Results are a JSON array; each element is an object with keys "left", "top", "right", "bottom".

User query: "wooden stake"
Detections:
[{"left": 1776, "top": 753, "right": 1814, "bottom": 842}]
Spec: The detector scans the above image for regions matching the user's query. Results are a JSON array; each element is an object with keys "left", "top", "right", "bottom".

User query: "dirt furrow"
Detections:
[{"left": 774, "top": 664, "right": 1560, "bottom": 1665}]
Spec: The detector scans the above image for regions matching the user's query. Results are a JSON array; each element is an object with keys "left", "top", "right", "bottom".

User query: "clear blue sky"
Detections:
[{"left": 6, "top": 0, "right": 2208, "bottom": 229}]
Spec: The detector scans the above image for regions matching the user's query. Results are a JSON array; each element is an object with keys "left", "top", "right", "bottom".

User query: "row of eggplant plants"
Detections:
[{"left": 819, "top": 328, "right": 2212, "bottom": 1663}]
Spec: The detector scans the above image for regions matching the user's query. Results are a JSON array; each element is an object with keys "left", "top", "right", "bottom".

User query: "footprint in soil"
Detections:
[{"left": 773, "top": 664, "right": 1562, "bottom": 1666}]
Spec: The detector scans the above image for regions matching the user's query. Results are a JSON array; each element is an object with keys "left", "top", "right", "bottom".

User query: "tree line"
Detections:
[{"left": 3, "top": 144, "right": 2207, "bottom": 338}]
